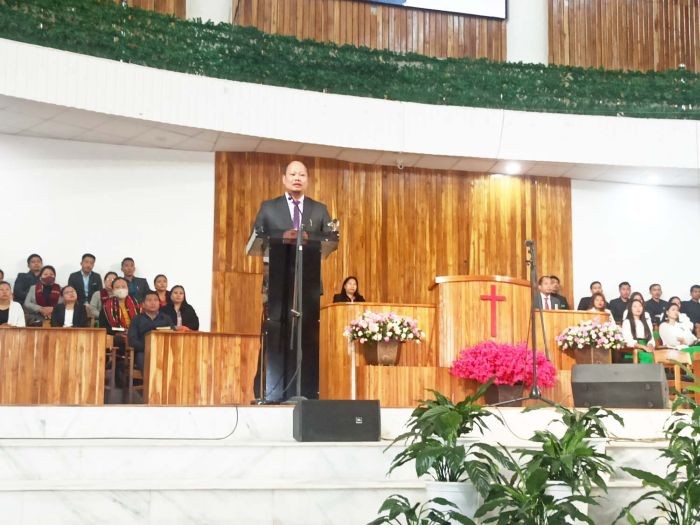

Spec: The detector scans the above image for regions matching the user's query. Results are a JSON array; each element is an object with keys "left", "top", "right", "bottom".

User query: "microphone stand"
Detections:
[
  {"left": 490, "top": 239, "right": 555, "bottom": 407},
  {"left": 282, "top": 220, "right": 307, "bottom": 404}
]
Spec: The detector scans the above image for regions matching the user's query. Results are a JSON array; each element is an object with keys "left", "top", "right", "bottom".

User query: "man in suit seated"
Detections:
[
  {"left": 609, "top": 281, "right": 631, "bottom": 324},
  {"left": 577, "top": 281, "right": 606, "bottom": 311},
  {"left": 13, "top": 253, "right": 43, "bottom": 306},
  {"left": 121, "top": 257, "right": 150, "bottom": 303},
  {"left": 127, "top": 291, "right": 174, "bottom": 373},
  {"left": 67, "top": 253, "right": 103, "bottom": 309},
  {"left": 681, "top": 284, "right": 700, "bottom": 338},
  {"left": 535, "top": 275, "right": 563, "bottom": 310}
]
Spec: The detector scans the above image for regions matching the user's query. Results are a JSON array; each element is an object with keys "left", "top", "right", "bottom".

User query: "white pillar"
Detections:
[
  {"left": 506, "top": 0, "right": 549, "bottom": 65},
  {"left": 186, "top": 0, "right": 232, "bottom": 24}
]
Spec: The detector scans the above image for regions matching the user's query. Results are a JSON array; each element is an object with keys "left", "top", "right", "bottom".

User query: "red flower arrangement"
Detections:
[{"left": 450, "top": 340, "right": 557, "bottom": 388}]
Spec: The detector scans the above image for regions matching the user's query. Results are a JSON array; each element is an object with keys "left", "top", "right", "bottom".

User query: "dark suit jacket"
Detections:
[
  {"left": 254, "top": 194, "right": 331, "bottom": 234},
  {"left": 50, "top": 303, "right": 89, "bottom": 328},
  {"left": 161, "top": 303, "right": 200, "bottom": 331},
  {"left": 125, "top": 276, "right": 150, "bottom": 303},
  {"left": 535, "top": 294, "right": 564, "bottom": 310},
  {"left": 332, "top": 293, "right": 366, "bottom": 303},
  {"left": 551, "top": 293, "right": 569, "bottom": 310},
  {"left": 68, "top": 271, "right": 103, "bottom": 304},
  {"left": 13, "top": 271, "right": 40, "bottom": 305}
]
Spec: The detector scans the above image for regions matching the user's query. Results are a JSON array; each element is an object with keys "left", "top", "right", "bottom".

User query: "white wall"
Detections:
[
  {"left": 0, "top": 134, "right": 215, "bottom": 329},
  {"left": 571, "top": 179, "right": 700, "bottom": 305}
]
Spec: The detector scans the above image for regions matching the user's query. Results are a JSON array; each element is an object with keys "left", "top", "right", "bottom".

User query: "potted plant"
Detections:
[
  {"left": 386, "top": 383, "right": 502, "bottom": 517},
  {"left": 473, "top": 443, "right": 595, "bottom": 525},
  {"left": 344, "top": 310, "right": 424, "bottom": 365},
  {"left": 367, "top": 494, "right": 475, "bottom": 525},
  {"left": 615, "top": 387, "right": 700, "bottom": 525},
  {"left": 450, "top": 341, "right": 557, "bottom": 406},
  {"left": 554, "top": 405, "right": 624, "bottom": 454},
  {"left": 556, "top": 319, "right": 625, "bottom": 364}
]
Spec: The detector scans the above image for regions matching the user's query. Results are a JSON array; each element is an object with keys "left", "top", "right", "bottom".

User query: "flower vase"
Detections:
[
  {"left": 363, "top": 341, "right": 400, "bottom": 366},
  {"left": 483, "top": 383, "right": 524, "bottom": 407},
  {"left": 573, "top": 346, "right": 611, "bottom": 365}
]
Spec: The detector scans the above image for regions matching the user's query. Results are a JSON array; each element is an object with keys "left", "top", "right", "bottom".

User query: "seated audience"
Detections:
[
  {"left": 665, "top": 296, "right": 694, "bottom": 332},
  {"left": 153, "top": 274, "right": 171, "bottom": 308},
  {"left": 681, "top": 284, "right": 700, "bottom": 338},
  {"left": 0, "top": 281, "right": 26, "bottom": 327},
  {"left": 50, "top": 286, "right": 89, "bottom": 328},
  {"left": 161, "top": 285, "right": 199, "bottom": 331},
  {"left": 659, "top": 303, "right": 698, "bottom": 349},
  {"left": 587, "top": 292, "right": 614, "bottom": 322},
  {"left": 535, "top": 275, "right": 563, "bottom": 309},
  {"left": 99, "top": 277, "right": 141, "bottom": 334},
  {"left": 644, "top": 283, "right": 668, "bottom": 325},
  {"left": 609, "top": 281, "right": 631, "bottom": 324},
  {"left": 24, "top": 265, "right": 62, "bottom": 326},
  {"left": 121, "top": 257, "right": 151, "bottom": 302},
  {"left": 621, "top": 299, "right": 655, "bottom": 363},
  {"left": 577, "top": 281, "right": 606, "bottom": 311},
  {"left": 333, "top": 276, "right": 366, "bottom": 303},
  {"left": 88, "top": 271, "right": 118, "bottom": 319},
  {"left": 622, "top": 292, "right": 653, "bottom": 325},
  {"left": 67, "top": 253, "right": 103, "bottom": 306},
  {"left": 128, "top": 291, "right": 175, "bottom": 371},
  {"left": 13, "top": 253, "right": 43, "bottom": 305},
  {"left": 549, "top": 275, "right": 569, "bottom": 309}
]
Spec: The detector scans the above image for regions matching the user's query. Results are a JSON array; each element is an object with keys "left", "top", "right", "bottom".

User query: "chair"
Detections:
[
  {"left": 653, "top": 348, "right": 693, "bottom": 401},
  {"left": 125, "top": 346, "right": 144, "bottom": 404},
  {"left": 614, "top": 347, "right": 639, "bottom": 364},
  {"left": 104, "top": 335, "right": 118, "bottom": 403}
]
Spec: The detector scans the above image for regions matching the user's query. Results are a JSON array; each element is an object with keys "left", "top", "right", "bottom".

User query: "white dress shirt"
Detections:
[
  {"left": 64, "top": 308, "right": 75, "bottom": 328},
  {"left": 659, "top": 321, "right": 697, "bottom": 349},
  {"left": 622, "top": 318, "right": 654, "bottom": 348}
]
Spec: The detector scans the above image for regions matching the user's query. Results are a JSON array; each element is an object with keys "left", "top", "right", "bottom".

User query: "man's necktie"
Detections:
[
  {"left": 544, "top": 296, "right": 550, "bottom": 310},
  {"left": 292, "top": 200, "right": 301, "bottom": 230}
]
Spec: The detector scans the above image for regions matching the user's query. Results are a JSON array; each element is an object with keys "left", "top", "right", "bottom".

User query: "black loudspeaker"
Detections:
[
  {"left": 293, "top": 400, "right": 381, "bottom": 442},
  {"left": 572, "top": 364, "right": 669, "bottom": 409}
]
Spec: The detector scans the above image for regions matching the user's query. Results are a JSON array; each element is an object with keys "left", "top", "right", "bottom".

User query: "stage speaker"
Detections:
[
  {"left": 293, "top": 400, "right": 381, "bottom": 442},
  {"left": 572, "top": 364, "right": 668, "bottom": 409}
]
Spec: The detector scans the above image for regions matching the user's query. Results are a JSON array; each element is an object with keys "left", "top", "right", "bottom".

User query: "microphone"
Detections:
[{"left": 525, "top": 239, "right": 534, "bottom": 247}]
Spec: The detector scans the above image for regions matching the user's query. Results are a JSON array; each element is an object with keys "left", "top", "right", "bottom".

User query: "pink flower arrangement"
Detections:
[
  {"left": 450, "top": 340, "right": 556, "bottom": 388},
  {"left": 557, "top": 320, "right": 625, "bottom": 351},
  {"left": 343, "top": 310, "right": 424, "bottom": 344}
]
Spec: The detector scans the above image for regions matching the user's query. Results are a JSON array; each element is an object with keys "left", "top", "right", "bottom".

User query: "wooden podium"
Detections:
[{"left": 430, "top": 275, "right": 532, "bottom": 366}]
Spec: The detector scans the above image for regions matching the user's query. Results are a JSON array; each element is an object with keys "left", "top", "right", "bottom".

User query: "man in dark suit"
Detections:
[
  {"left": 609, "top": 281, "right": 631, "bottom": 323},
  {"left": 549, "top": 275, "right": 569, "bottom": 310},
  {"left": 535, "top": 275, "right": 564, "bottom": 310},
  {"left": 252, "top": 160, "right": 332, "bottom": 402},
  {"left": 577, "top": 281, "right": 605, "bottom": 311},
  {"left": 13, "top": 253, "right": 43, "bottom": 305},
  {"left": 121, "top": 257, "right": 150, "bottom": 303},
  {"left": 68, "top": 253, "right": 103, "bottom": 305}
]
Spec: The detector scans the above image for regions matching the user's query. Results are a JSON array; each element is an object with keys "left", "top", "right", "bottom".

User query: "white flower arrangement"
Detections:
[
  {"left": 343, "top": 310, "right": 424, "bottom": 344},
  {"left": 557, "top": 319, "right": 625, "bottom": 351}
]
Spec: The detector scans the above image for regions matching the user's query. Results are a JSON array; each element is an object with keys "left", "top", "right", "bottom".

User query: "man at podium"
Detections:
[{"left": 251, "top": 160, "right": 332, "bottom": 402}]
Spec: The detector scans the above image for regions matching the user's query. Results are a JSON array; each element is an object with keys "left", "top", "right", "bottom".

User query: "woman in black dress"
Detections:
[
  {"left": 332, "top": 276, "right": 366, "bottom": 303},
  {"left": 161, "top": 285, "right": 199, "bottom": 331}
]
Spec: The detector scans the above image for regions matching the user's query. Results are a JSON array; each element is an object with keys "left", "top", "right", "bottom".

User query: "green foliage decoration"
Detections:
[{"left": 0, "top": 0, "right": 698, "bottom": 120}]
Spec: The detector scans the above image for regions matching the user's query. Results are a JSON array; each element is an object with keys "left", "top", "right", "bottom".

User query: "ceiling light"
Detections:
[{"left": 504, "top": 161, "right": 521, "bottom": 175}]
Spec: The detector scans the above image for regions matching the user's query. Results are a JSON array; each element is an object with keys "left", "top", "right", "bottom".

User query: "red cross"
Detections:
[{"left": 480, "top": 285, "right": 506, "bottom": 338}]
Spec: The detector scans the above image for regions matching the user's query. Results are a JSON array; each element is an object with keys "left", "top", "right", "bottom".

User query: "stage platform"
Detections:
[{"left": 0, "top": 405, "right": 673, "bottom": 524}]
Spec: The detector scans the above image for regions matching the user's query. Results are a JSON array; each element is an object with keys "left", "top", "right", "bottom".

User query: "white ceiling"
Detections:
[{"left": 1, "top": 94, "right": 698, "bottom": 187}]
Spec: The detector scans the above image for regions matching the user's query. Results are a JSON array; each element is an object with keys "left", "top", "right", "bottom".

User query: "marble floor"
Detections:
[{"left": 0, "top": 405, "right": 677, "bottom": 524}]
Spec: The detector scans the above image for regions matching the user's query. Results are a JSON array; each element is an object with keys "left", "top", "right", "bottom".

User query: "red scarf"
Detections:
[
  {"left": 35, "top": 283, "right": 61, "bottom": 307},
  {"left": 103, "top": 296, "right": 140, "bottom": 329}
]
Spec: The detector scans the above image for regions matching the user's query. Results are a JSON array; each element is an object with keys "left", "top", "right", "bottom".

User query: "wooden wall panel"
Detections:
[
  {"left": 234, "top": 0, "right": 506, "bottom": 60},
  {"left": 118, "top": 0, "right": 186, "bottom": 18},
  {"left": 0, "top": 328, "right": 106, "bottom": 405},
  {"left": 212, "top": 152, "right": 574, "bottom": 334},
  {"left": 549, "top": 0, "right": 699, "bottom": 72}
]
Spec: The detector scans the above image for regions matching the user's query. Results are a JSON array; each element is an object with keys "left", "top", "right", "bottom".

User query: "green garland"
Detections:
[{"left": 0, "top": 0, "right": 698, "bottom": 120}]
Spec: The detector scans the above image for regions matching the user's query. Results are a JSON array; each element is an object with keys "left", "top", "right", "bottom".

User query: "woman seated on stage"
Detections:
[
  {"left": 666, "top": 296, "right": 694, "bottom": 332},
  {"left": 24, "top": 265, "right": 62, "bottom": 326},
  {"left": 161, "top": 285, "right": 199, "bottom": 331},
  {"left": 622, "top": 291, "right": 653, "bottom": 325},
  {"left": 0, "top": 281, "right": 26, "bottom": 327},
  {"left": 99, "top": 277, "right": 141, "bottom": 335},
  {"left": 621, "top": 299, "right": 655, "bottom": 363},
  {"left": 587, "top": 292, "right": 614, "bottom": 323},
  {"left": 51, "top": 286, "right": 88, "bottom": 328},
  {"left": 659, "top": 303, "right": 699, "bottom": 350},
  {"left": 154, "top": 274, "right": 170, "bottom": 308},
  {"left": 333, "top": 276, "right": 366, "bottom": 303},
  {"left": 88, "top": 271, "right": 117, "bottom": 319}
]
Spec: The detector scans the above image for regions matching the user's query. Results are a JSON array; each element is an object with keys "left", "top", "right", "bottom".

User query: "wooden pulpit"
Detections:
[{"left": 430, "top": 275, "right": 532, "bottom": 366}]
